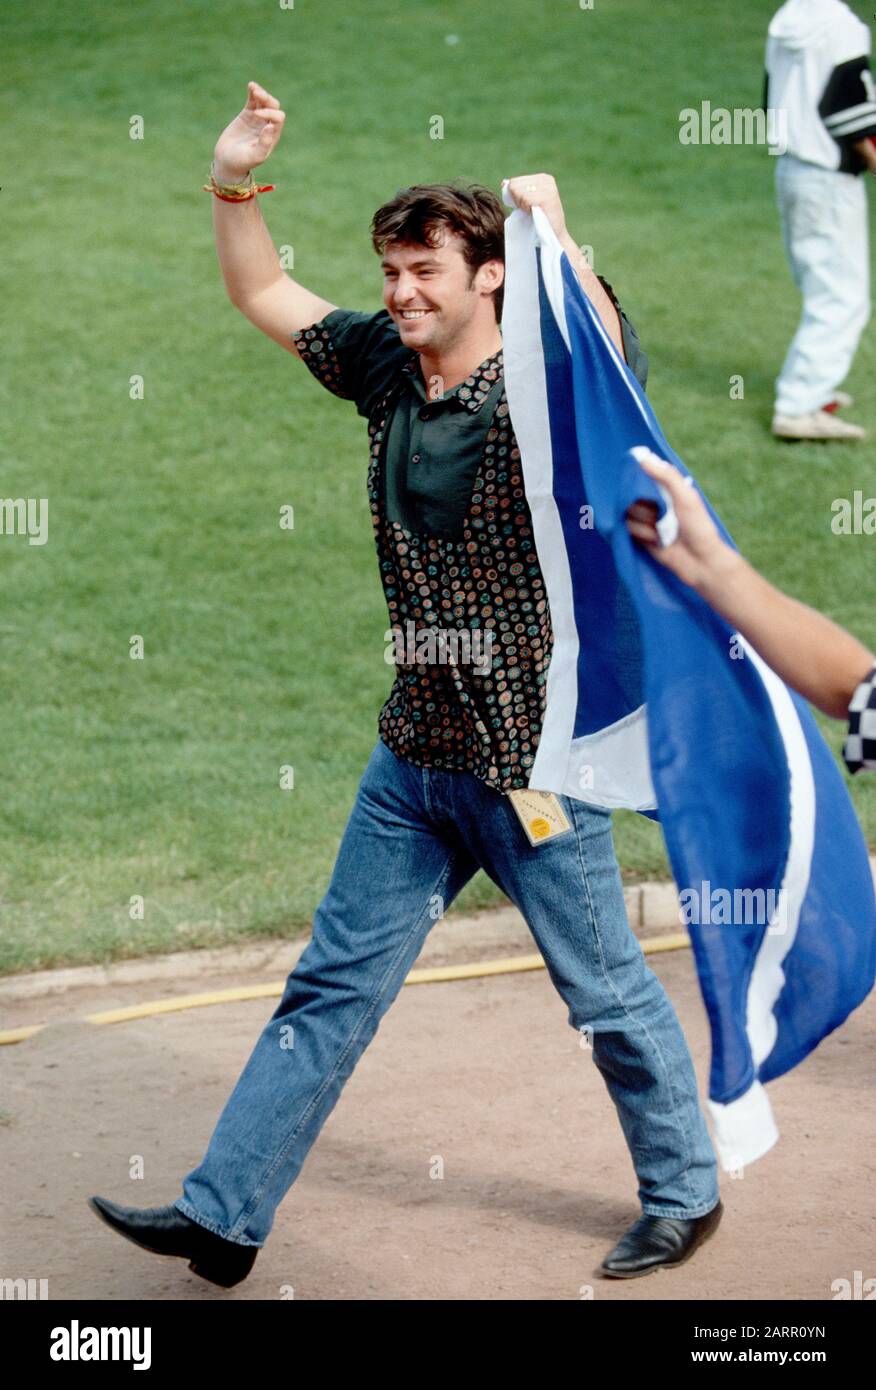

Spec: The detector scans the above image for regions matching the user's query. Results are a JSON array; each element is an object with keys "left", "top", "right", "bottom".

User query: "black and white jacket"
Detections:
[
  {"left": 765, "top": 0, "right": 876, "bottom": 173},
  {"left": 844, "top": 664, "right": 876, "bottom": 774}
]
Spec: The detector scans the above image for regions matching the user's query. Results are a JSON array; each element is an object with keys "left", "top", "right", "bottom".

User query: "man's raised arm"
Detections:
[
  {"left": 211, "top": 81, "right": 337, "bottom": 355},
  {"left": 503, "top": 173, "right": 627, "bottom": 361}
]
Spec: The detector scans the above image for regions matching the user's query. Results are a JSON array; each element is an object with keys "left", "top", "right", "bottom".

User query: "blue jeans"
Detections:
[{"left": 175, "top": 739, "right": 719, "bottom": 1246}]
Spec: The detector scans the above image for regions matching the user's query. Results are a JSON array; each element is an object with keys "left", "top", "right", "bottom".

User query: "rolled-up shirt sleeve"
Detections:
[
  {"left": 596, "top": 275, "right": 650, "bottom": 391},
  {"left": 292, "top": 307, "right": 412, "bottom": 419}
]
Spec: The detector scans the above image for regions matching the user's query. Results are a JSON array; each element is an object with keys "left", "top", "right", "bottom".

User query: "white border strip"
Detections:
[
  {"left": 707, "top": 635, "right": 815, "bottom": 1169},
  {"left": 502, "top": 207, "right": 579, "bottom": 793}
]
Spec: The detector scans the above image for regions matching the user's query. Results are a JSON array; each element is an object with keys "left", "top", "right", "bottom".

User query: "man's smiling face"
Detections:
[{"left": 381, "top": 226, "right": 498, "bottom": 354}]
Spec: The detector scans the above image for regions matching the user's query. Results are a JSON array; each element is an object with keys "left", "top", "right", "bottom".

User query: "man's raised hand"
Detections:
[
  {"left": 213, "top": 81, "right": 286, "bottom": 183},
  {"left": 503, "top": 173, "right": 568, "bottom": 241}
]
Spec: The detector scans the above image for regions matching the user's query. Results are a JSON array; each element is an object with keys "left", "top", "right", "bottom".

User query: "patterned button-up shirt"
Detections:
[{"left": 292, "top": 286, "right": 648, "bottom": 792}]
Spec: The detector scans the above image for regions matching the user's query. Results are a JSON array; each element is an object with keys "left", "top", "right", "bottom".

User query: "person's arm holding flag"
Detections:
[
  {"left": 504, "top": 173, "right": 628, "bottom": 362},
  {"left": 625, "top": 448, "right": 876, "bottom": 769}
]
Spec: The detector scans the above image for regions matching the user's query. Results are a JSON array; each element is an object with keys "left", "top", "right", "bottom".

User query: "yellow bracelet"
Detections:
[{"left": 202, "top": 163, "right": 276, "bottom": 202}]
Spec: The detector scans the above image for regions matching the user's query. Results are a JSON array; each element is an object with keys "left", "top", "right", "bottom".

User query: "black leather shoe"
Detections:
[
  {"left": 598, "top": 1198, "right": 723, "bottom": 1279},
  {"left": 88, "top": 1196, "right": 258, "bottom": 1288}
]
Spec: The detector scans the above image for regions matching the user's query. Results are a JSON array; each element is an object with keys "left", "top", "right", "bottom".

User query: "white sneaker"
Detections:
[{"left": 771, "top": 409, "right": 866, "bottom": 441}]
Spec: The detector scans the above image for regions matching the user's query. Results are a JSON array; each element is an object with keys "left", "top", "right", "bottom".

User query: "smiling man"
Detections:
[{"left": 89, "top": 81, "right": 723, "bottom": 1289}]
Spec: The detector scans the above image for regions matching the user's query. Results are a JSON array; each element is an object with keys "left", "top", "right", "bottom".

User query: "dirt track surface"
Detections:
[{"left": 1, "top": 932, "right": 874, "bottom": 1302}]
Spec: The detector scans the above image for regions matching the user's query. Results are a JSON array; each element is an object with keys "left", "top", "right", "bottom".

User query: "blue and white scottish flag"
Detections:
[{"left": 501, "top": 192, "right": 876, "bottom": 1171}]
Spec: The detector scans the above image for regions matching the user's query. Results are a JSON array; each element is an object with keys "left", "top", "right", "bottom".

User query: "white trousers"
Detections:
[{"left": 774, "top": 154, "right": 870, "bottom": 416}]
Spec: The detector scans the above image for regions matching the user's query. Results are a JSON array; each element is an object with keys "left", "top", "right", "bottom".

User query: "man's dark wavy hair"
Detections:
[{"left": 370, "top": 181, "right": 507, "bottom": 322}]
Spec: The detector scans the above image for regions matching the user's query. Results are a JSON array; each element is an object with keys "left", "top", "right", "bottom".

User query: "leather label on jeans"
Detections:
[{"left": 506, "top": 789, "right": 572, "bottom": 846}]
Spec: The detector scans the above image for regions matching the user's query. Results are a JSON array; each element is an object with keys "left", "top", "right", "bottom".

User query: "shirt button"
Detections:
[{"left": 412, "top": 453, "right": 421, "bottom": 463}]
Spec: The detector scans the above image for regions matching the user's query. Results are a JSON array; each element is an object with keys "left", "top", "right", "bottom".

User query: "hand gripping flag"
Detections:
[{"left": 500, "top": 187, "right": 876, "bottom": 1171}]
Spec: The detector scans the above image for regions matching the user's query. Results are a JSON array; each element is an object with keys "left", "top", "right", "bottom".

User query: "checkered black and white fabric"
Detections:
[{"left": 843, "top": 664, "right": 876, "bottom": 774}]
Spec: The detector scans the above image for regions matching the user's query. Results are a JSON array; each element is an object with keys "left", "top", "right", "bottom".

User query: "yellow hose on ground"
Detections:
[{"left": 0, "top": 933, "right": 691, "bottom": 1046}]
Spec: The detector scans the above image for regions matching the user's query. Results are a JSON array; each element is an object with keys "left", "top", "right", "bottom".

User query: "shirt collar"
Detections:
[{"left": 402, "top": 346, "right": 504, "bottom": 412}]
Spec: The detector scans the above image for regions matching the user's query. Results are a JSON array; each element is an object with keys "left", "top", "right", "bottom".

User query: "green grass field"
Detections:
[{"left": 1, "top": 0, "right": 874, "bottom": 974}]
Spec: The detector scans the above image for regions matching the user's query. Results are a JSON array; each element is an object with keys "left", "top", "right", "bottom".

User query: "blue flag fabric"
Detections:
[{"left": 501, "top": 197, "right": 876, "bottom": 1170}]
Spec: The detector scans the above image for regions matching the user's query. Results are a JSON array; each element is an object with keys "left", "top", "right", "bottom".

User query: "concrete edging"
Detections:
[{"left": 2, "top": 857, "right": 874, "bottom": 1005}]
